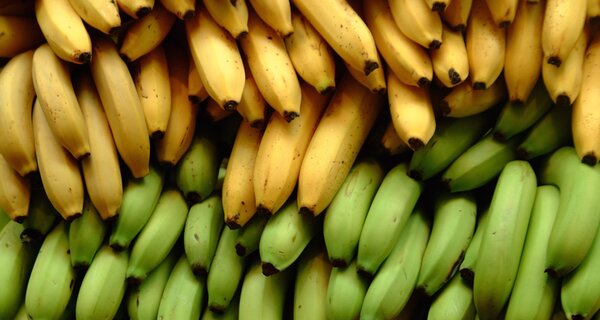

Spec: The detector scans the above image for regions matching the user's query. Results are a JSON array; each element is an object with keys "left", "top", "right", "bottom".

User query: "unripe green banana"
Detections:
[
  {"left": 473, "top": 160, "right": 537, "bottom": 320},
  {"left": 184, "top": 194, "right": 225, "bottom": 275},
  {"left": 20, "top": 189, "right": 58, "bottom": 244},
  {"left": 127, "top": 188, "right": 188, "bottom": 283},
  {"left": 360, "top": 207, "right": 431, "bottom": 320},
  {"left": 207, "top": 227, "right": 245, "bottom": 312},
  {"left": 492, "top": 80, "right": 553, "bottom": 142},
  {"left": 25, "top": 221, "right": 75, "bottom": 320},
  {"left": 239, "top": 258, "right": 292, "bottom": 320},
  {"left": 505, "top": 185, "right": 560, "bottom": 320},
  {"left": 109, "top": 165, "right": 165, "bottom": 250},
  {"left": 235, "top": 214, "right": 269, "bottom": 257},
  {"left": 408, "top": 111, "right": 495, "bottom": 181},
  {"left": 293, "top": 239, "right": 332, "bottom": 320},
  {"left": 0, "top": 221, "right": 38, "bottom": 319},
  {"left": 0, "top": 208, "right": 9, "bottom": 230},
  {"left": 326, "top": 259, "right": 370, "bottom": 320},
  {"left": 202, "top": 291, "right": 239, "bottom": 320},
  {"left": 416, "top": 191, "right": 477, "bottom": 297},
  {"left": 323, "top": 158, "right": 384, "bottom": 267},
  {"left": 459, "top": 207, "right": 490, "bottom": 285},
  {"left": 69, "top": 198, "right": 106, "bottom": 269},
  {"left": 157, "top": 254, "right": 206, "bottom": 320},
  {"left": 357, "top": 162, "right": 423, "bottom": 276},
  {"left": 517, "top": 104, "right": 572, "bottom": 160},
  {"left": 428, "top": 274, "right": 476, "bottom": 320},
  {"left": 259, "top": 199, "right": 321, "bottom": 275},
  {"left": 75, "top": 245, "right": 129, "bottom": 320},
  {"left": 441, "top": 133, "right": 519, "bottom": 193}
]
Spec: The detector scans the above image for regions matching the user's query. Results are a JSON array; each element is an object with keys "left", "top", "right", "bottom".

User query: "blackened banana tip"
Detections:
[
  {"left": 363, "top": 61, "right": 379, "bottom": 76},
  {"left": 448, "top": 68, "right": 461, "bottom": 85},
  {"left": 261, "top": 262, "right": 280, "bottom": 276},
  {"left": 547, "top": 56, "right": 562, "bottom": 68},
  {"left": 408, "top": 138, "right": 425, "bottom": 151},
  {"left": 429, "top": 39, "right": 442, "bottom": 50},
  {"left": 556, "top": 95, "right": 571, "bottom": 108},
  {"left": 432, "top": 2, "right": 446, "bottom": 12},
  {"left": 235, "top": 243, "right": 246, "bottom": 257}
]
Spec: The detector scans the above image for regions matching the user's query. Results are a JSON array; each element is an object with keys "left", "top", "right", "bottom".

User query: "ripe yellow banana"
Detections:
[
  {"left": 117, "top": 0, "right": 154, "bottom": 19},
  {"left": 0, "top": 154, "right": 30, "bottom": 222},
  {"left": 68, "top": 0, "right": 121, "bottom": 34},
  {"left": 202, "top": 0, "right": 248, "bottom": 39},
  {"left": 0, "top": 16, "right": 44, "bottom": 58},
  {"left": 380, "top": 121, "right": 410, "bottom": 156},
  {"left": 344, "top": 58, "right": 387, "bottom": 94},
  {"left": 440, "top": 77, "right": 506, "bottom": 117},
  {"left": 389, "top": 0, "right": 443, "bottom": 49},
  {"left": 248, "top": 0, "right": 293, "bottom": 36},
  {"left": 431, "top": 24, "right": 469, "bottom": 87},
  {"left": 159, "top": 0, "right": 195, "bottom": 20},
  {"left": 442, "top": 0, "right": 473, "bottom": 31},
  {"left": 237, "top": 70, "right": 268, "bottom": 129},
  {"left": 426, "top": 0, "right": 452, "bottom": 12},
  {"left": 484, "top": 0, "right": 518, "bottom": 27},
  {"left": 542, "top": 0, "right": 587, "bottom": 67}
]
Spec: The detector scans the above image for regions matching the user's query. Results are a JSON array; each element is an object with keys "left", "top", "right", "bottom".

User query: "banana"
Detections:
[
  {"left": 159, "top": 0, "right": 196, "bottom": 20},
  {"left": 504, "top": 185, "right": 560, "bottom": 320},
  {"left": 32, "top": 98, "right": 84, "bottom": 221},
  {"left": 119, "top": 3, "right": 177, "bottom": 62},
  {"left": 184, "top": 194, "right": 225, "bottom": 276},
  {"left": 441, "top": 133, "right": 519, "bottom": 193},
  {"left": 380, "top": 120, "right": 410, "bottom": 156},
  {"left": 240, "top": 9, "right": 301, "bottom": 121},
  {"left": 357, "top": 162, "right": 423, "bottom": 276},
  {"left": 572, "top": 31, "right": 600, "bottom": 165},
  {"left": 0, "top": 208, "right": 9, "bottom": 230},
  {"left": 428, "top": 274, "right": 476, "bottom": 320},
  {"left": 132, "top": 44, "right": 172, "bottom": 139},
  {"left": 459, "top": 207, "right": 490, "bottom": 285},
  {"left": 186, "top": 5, "right": 245, "bottom": 111},
  {"left": 589, "top": 0, "right": 600, "bottom": 24},
  {"left": 344, "top": 58, "right": 387, "bottom": 94},
  {"left": 484, "top": 0, "right": 518, "bottom": 27},
  {"left": 25, "top": 221, "right": 75, "bottom": 319},
  {"left": 75, "top": 246, "right": 129, "bottom": 320},
  {"left": 388, "top": 0, "right": 443, "bottom": 49},
  {"left": 0, "top": 50, "right": 36, "bottom": 176},
  {"left": 416, "top": 191, "right": 477, "bottom": 297},
  {"left": 91, "top": 36, "right": 151, "bottom": 178},
  {"left": 34, "top": 0, "right": 91, "bottom": 63},
  {"left": 440, "top": 77, "right": 506, "bottom": 117},
  {"left": 188, "top": 54, "right": 209, "bottom": 105},
  {"left": 236, "top": 70, "right": 268, "bottom": 129},
  {"left": 0, "top": 16, "right": 44, "bottom": 58},
  {"left": 0, "top": 221, "right": 37, "bottom": 320},
  {"left": 32, "top": 43, "right": 90, "bottom": 160},
  {"left": 20, "top": 189, "right": 58, "bottom": 244},
  {"left": 248, "top": 0, "right": 293, "bottom": 37},
  {"left": 426, "top": 0, "right": 452, "bottom": 12},
  {"left": 117, "top": 0, "right": 154, "bottom": 19},
  {"left": 13, "top": 302, "right": 28, "bottom": 320},
  {"left": 157, "top": 254, "right": 206, "bottom": 320},
  {"left": 516, "top": 104, "right": 572, "bottom": 160},
  {"left": 323, "top": 158, "right": 384, "bottom": 267},
  {"left": 235, "top": 214, "right": 269, "bottom": 257},
  {"left": 503, "top": 0, "right": 544, "bottom": 104},
  {"left": 68, "top": 198, "right": 106, "bottom": 269},
  {"left": 408, "top": 111, "right": 495, "bottom": 181},
  {"left": 466, "top": 0, "right": 506, "bottom": 90},
  {"left": 68, "top": 0, "right": 120, "bottom": 34},
  {"left": 284, "top": 11, "right": 336, "bottom": 94},
  {"left": 473, "top": 160, "right": 537, "bottom": 320},
  {"left": 207, "top": 227, "right": 245, "bottom": 312},
  {"left": 492, "top": 80, "right": 552, "bottom": 142},
  {"left": 109, "top": 165, "right": 164, "bottom": 250},
  {"left": 326, "top": 259, "right": 370, "bottom": 320},
  {"left": 76, "top": 71, "right": 123, "bottom": 220},
  {"left": 293, "top": 239, "right": 332, "bottom": 320},
  {"left": 253, "top": 82, "right": 329, "bottom": 216},
  {"left": 542, "top": 0, "right": 587, "bottom": 67},
  {"left": 360, "top": 208, "right": 431, "bottom": 320},
  {"left": 203, "top": 0, "right": 248, "bottom": 39},
  {"left": 205, "top": 98, "right": 237, "bottom": 121},
  {"left": 297, "top": 74, "right": 383, "bottom": 216},
  {"left": 431, "top": 24, "right": 469, "bottom": 88},
  {"left": 442, "top": 0, "right": 474, "bottom": 31},
  {"left": 291, "top": 0, "right": 381, "bottom": 75},
  {"left": 202, "top": 291, "right": 240, "bottom": 320},
  {"left": 0, "top": 153, "right": 31, "bottom": 222},
  {"left": 388, "top": 70, "right": 436, "bottom": 150}
]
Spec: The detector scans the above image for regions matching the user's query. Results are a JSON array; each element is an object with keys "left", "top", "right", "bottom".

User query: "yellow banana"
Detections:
[
  {"left": 440, "top": 77, "right": 506, "bottom": 117},
  {"left": 0, "top": 16, "right": 44, "bottom": 58},
  {"left": 188, "top": 54, "right": 209, "bottom": 104},
  {"left": 431, "top": 24, "right": 469, "bottom": 87},
  {"left": 344, "top": 58, "right": 387, "bottom": 94},
  {"left": 67, "top": 0, "right": 121, "bottom": 34},
  {"left": 248, "top": 0, "right": 293, "bottom": 36},
  {"left": 202, "top": 0, "right": 248, "bottom": 39},
  {"left": 389, "top": 0, "right": 444, "bottom": 49},
  {"left": 159, "top": 0, "right": 196, "bottom": 20},
  {"left": 426, "top": 0, "right": 452, "bottom": 12},
  {"left": 484, "top": 0, "right": 518, "bottom": 27},
  {"left": 0, "top": 154, "right": 30, "bottom": 222},
  {"left": 380, "top": 121, "right": 410, "bottom": 156},
  {"left": 442, "top": 0, "right": 473, "bottom": 32},
  {"left": 236, "top": 70, "right": 268, "bottom": 129},
  {"left": 117, "top": 0, "right": 154, "bottom": 19},
  {"left": 542, "top": 0, "right": 587, "bottom": 67}
]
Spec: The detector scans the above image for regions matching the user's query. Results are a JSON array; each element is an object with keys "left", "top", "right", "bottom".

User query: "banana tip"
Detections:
[
  {"left": 223, "top": 100, "right": 238, "bottom": 111},
  {"left": 432, "top": 2, "right": 446, "bottom": 12},
  {"left": 65, "top": 212, "right": 83, "bottom": 222},
  {"left": 256, "top": 205, "right": 272, "bottom": 216},
  {"left": 408, "top": 170, "right": 424, "bottom": 181},
  {"left": 261, "top": 262, "right": 280, "bottom": 276},
  {"left": 516, "top": 147, "right": 530, "bottom": 160},
  {"left": 556, "top": 95, "right": 571, "bottom": 108},
  {"left": 544, "top": 267, "right": 560, "bottom": 279},
  {"left": 182, "top": 10, "right": 196, "bottom": 20},
  {"left": 319, "top": 86, "right": 335, "bottom": 96},
  {"left": 364, "top": 61, "right": 379, "bottom": 76},
  {"left": 582, "top": 154, "right": 597, "bottom": 166},
  {"left": 136, "top": 7, "right": 152, "bottom": 19},
  {"left": 20, "top": 229, "right": 42, "bottom": 244},
  {"left": 408, "top": 138, "right": 425, "bottom": 151},
  {"left": 492, "top": 131, "right": 507, "bottom": 142},
  {"left": 126, "top": 276, "right": 143, "bottom": 287},
  {"left": 472, "top": 82, "right": 487, "bottom": 90},
  {"left": 418, "top": 78, "right": 431, "bottom": 88},
  {"left": 571, "top": 314, "right": 585, "bottom": 320},
  {"left": 226, "top": 220, "right": 242, "bottom": 229},
  {"left": 439, "top": 101, "right": 451, "bottom": 117},
  {"left": 151, "top": 131, "right": 165, "bottom": 140},
  {"left": 110, "top": 242, "right": 127, "bottom": 252},
  {"left": 235, "top": 243, "right": 247, "bottom": 256},
  {"left": 356, "top": 267, "right": 374, "bottom": 280},
  {"left": 429, "top": 40, "right": 442, "bottom": 50},
  {"left": 498, "top": 21, "right": 511, "bottom": 29},
  {"left": 13, "top": 215, "right": 27, "bottom": 224},
  {"left": 284, "top": 111, "right": 299, "bottom": 122},
  {"left": 459, "top": 268, "right": 474, "bottom": 285},
  {"left": 448, "top": 69, "right": 461, "bottom": 85},
  {"left": 191, "top": 264, "right": 208, "bottom": 276},
  {"left": 250, "top": 119, "right": 266, "bottom": 130},
  {"left": 547, "top": 56, "right": 562, "bottom": 68},
  {"left": 298, "top": 207, "right": 314, "bottom": 216},
  {"left": 76, "top": 52, "right": 92, "bottom": 64},
  {"left": 208, "top": 305, "right": 226, "bottom": 314},
  {"left": 330, "top": 258, "right": 348, "bottom": 268}
]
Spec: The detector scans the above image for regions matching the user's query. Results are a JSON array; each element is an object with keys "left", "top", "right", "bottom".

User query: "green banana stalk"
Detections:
[
  {"left": 360, "top": 207, "right": 431, "bottom": 320},
  {"left": 459, "top": 207, "right": 490, "bottom": 285},
  {"left": 184, "top": 194, "right": 225, "bottom": 275},
  {"left": 157, "top": 254, "right": 206, "bottom": 320},
  {"left": 75, "top": 245, "right": 129, "bottom": 320},
  {"left": 109, "top": 165, "right": 164, "bottom": 250},
  {"left": 235, "top": 214, "right": 269, "bottom": 257},
  {"left": 202, "top": 291, "right": 239, "bottom": 320},
  {"left": 239, "top": 258, "right": 292, "bottom": 320},
  {"left": 0, "top": 208, "right": 9, "bottom": 230},
  {"left": 127, "top": 187, "right": 189, "bottom": 283},
  {"left": 356, "top": 162, "right": 423, "bottom": 276},
  {"left": 416, "top": 191, "right": 477, "bottom": 297},
  {"left": 25, "top": 221, "right": 75, "bottom": 320},
  {"left": 505, "top": 185, "right": 560, "bottom": 320},
  {"left": 427, "top": 274, "right": 476, "bottom": 320},
  {"left": 326, "top": 259, "right": 370, "bottom": 320},
  {"left": 20, "top": 190, "right": 58, "bottom": 244},
  {"left": 259, "top": 199, "right": 321, "bottom": 275},
  {"left": 69, "top": 198, "right": 107, "bottom": 269},
  {"left": 207, "top": 227, "right": 245, "bottom": 312},
  {"left": 323, "top": 158, "right": 384, "bottom": 267},
  {"left": 293, "top": 239, "right": 332, "bottom": 320},
  {"left": 516, "top": 103, "right": 572, "bottom": 160},
  {"left": 441, "top": 133, "right": 519, "bottom": 193},
  {"left": 473, "top": 160, "right": 537, "bottom": 320}
]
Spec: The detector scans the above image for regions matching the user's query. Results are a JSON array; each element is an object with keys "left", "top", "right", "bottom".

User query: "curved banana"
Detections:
[
  {"left": 202, "top": 0, "right": 248, "bottom": 39},
  {"left": 388, "top": 0, "right": 443, "bottom": 49},
  {"left": 117, "top": 0, "right": 154, "bottom": 19},
  {"left": 0, "top": 16, "right": 44, "bottom": 58},
  {"left": 326, "top": 259, "right": 370, "bottom": 320},
  {"left": 428, "top": 274, "right": 476, "bottom": 320},
  {"left": 484, "top": 0, "right": 518, "bottom": 27},
  {"left": 159, "top": 0, "right": 195, "bottom": 20},
  {"left": 442, "top": 0, "right": 474, "bottom": 32},
  {"left": 248, "top": 0, "right": 293, "bottom": 37},
  {"left": 236, "top": 70, "right": 268, "bottom": 129},
  {"left": 542, "top": 0, "right": 587, "bottom": 67},
  {"left": 68, "top": 0, "right": 120, "bottom": 34},
  {"left": 293, "top": 240, "right": 332, "bottom": 320},
  {"left": 344, "top": 58, "right": 387, "bottom": 94},
  {"left": 20, "top": 190, "right": 58, "bottom": 243},
  {"left": 157, "top": 254, "right": 206, "bottom": 320},
  {"left": 440, "top": 78, "right": 506, "bottom": 117},
  {"left": 235, "top": 214, "right": 269, "bottom": 257},
  {"left": 432, "top": 24, "right": 469, "bottom": 87},
  {"left": 0, "top": 154, "right": 31, "bottom": 222},
  {"left": 459, "top": 207, "right": 490, "bottom": 285},
  {"left": 206, "top": 227, "right": 245, "bottom": 312},
  {"left": 68, "top": 198, "right": 106, "bottom": 269},
  {"left": 517, "top": 104, "right": 572, "bottom": 160},
  {"left": 175, "top": 131, "right": 221, "bottom": 203}
]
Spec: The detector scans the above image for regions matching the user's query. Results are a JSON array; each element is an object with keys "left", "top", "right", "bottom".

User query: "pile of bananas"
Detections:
[{"left": 1, "top": 0, "right": 600, "bottom": 318}]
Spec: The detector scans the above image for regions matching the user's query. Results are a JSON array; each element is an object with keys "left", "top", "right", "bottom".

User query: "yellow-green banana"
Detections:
[
  {"left": 234, "top": 214, "right": 269, "bottom": 257},
  {"left": 68, "top": 198, "right": 106, "bottom": 269},
  {"left": 326, "top": 259, "right": 370, "bottom": 320},
  {"left": 157, "top": 254, "right": 206, "bottom": 320},
  {"left": 293, "top": 239, "right": 332, "bottom": 320},
  {"left": 428, "top": 274, "right": 476, "bottom": 320},
  {"left": 20, "top": 189, "right": 58, "bottom": 244},
  {"left": 459, "top": 207, "right": 490, "bottom": 285},
  {"left": 207, "top": 227, "right": 245, "bottom": 312},
  {"left": 516, "top": 104, "right": 572, "bottom": 160}
]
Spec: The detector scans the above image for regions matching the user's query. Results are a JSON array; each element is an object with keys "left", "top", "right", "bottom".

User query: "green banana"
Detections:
[
  {"left": 505, "top": 185, "right": 560, "bottom": 320},
  {"left": 75, "top": 245, "right": 129, "bottom": 320},
  {"left": 293, "top": 239, "right": 332, "bottom": 320},
  {"left": 441, "top": 133, "right": 519, "bottom": 193},
  {"left": 539, "top": 146, "right": 600, "bottom": 277},
  {"left": 25, "top": 221, "right": 75, "bottom": 320},
  {"left": 428, "top": 274, "right": 476, "bottom": 320},
  {"left": 127, "top": 249, "right": 178, "bottom": 320},
  {"left": 326, "top": 259, "right": 370, "bottom": 320},
  {"left": 323, "top": 158, "right": 385, "bottom": 267},
  {"left": 473, "top": 160, "right": 537, "bottom": 320},
  {"left": 492, "top": 80, "right": 553, "bottom": 142},
  {"left": 416, "top": 191, "right": 477, "bottom": 297},
  {"left": 13, "top": 302, "right": 28, "bottom": 320},
  {"left": 69, "top": 198, "right": 107, "bottom": 269},
  {"left": 0, "top": 221, "right": 38, "bottom": 319},
  {"left": 184, "top": 194, "right": 225, "bottom": 275},
  {"left": 0, "top": 207, "right": 9, "bottom": 230},
  {"left": 109, "top": 165, "right": 165, "bottom": 250},
  {"left": 408, "top": 111, "right": 494, "bottom": 181},
  {"left": 127, "top": 187, "right": 188, "bottom": 283},
  {"left": 202, "top": 291, "right": 239, "bottom": 320},
  {"left": 360, "top": 207, "right": 431, "bottom": 320},
  {"left": 259, "top": 199, "right": 321, "bottom": 275},
  {"left": 207, "top": 227, "right": 245, "bottom": 312},
  {"left": 20, "top": 190, "right": 58, "bottom": 244},
  {"left": 157, "top": 254, "right": 206, "bottom": 320},
  {"left": 235, "top": 214, "right": 269, "bottom": 257},
  {"left": 356, "top": 162, "right": 423, "bottom": 276},
  {"left": 516, "top": 103, "right": 572, "bottom": 160},
  {"left": 459, "top": 207, "right": 490, "bottom": 285}
]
